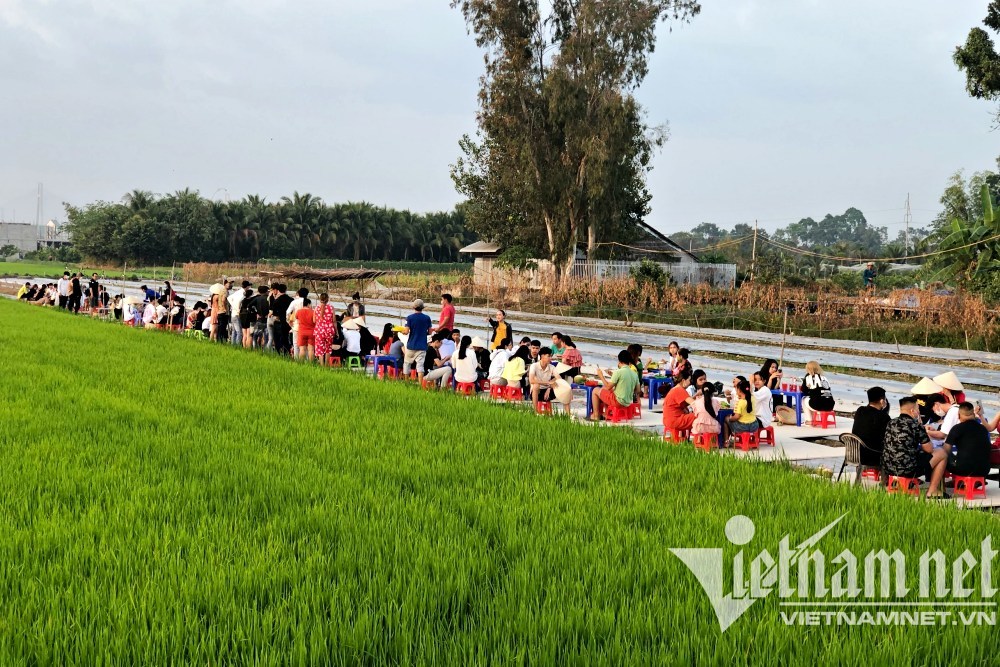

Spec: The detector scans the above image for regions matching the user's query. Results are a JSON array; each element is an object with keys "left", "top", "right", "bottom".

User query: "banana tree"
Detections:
[{"left": 933, "top": 184, "right": 1000, "bottom": 283}]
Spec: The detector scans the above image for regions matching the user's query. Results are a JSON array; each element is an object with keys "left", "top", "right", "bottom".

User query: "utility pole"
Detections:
[
  {"left": 36, "top": 183, "right": 43, "bottom": 227},
  {"left": 903, "top": 193, "right": 912, "bottom": 260},
  {"left": 749, "top": 219, "right": 758, "bottom": 281}
]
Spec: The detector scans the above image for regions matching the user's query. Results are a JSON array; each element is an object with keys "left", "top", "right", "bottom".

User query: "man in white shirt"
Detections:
[
  {"left": 228, "top": 280, "right": 251, "bottom": 345},
  {"left": 57, "top": 272, "right": 70, "bottom": 309},
  {"left": 142, "top": 302, "right": 158, "bottom": 328},
  {"left": 751, "top": 372, "right": 775, "bottom": 429},
  {"left": 927, "top": 397, "right": 960, "bottom": 449}
]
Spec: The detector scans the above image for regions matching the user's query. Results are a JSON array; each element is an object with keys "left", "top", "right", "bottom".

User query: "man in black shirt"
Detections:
[
  {"left": 68, "top": 273, "right": 83, "bottom": 313},
  {"left": 852, "top": 387, "right": 891, "bottom": 467},
  {"left": 946, "top": 402, "right": 992, "bottom": 477},
  {"left": 88, "top": 273, "right": 100, "bottom": 313},
  {"left": 270, "top": 284, "right": 293, "bottom": 355}
]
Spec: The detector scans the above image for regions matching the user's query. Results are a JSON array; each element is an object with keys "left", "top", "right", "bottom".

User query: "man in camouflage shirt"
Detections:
[{"left": 882, "top": 396, "right": 948, "bottom": 498}]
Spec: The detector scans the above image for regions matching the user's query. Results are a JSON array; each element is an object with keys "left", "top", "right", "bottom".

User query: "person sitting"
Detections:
[
  {"left": 801, "top": 360, "right": 835, "bottom": 419},
  {"left": 692, "top": 383, "right": 723, "bottom": 442},
  {"left": 590, "top": 351, "right": 640, "bottom": 422},
  {"left": 439, "top": 329, "right": 457, "bottom": 365},
  {"left": 925, "top": 394, "right": 959, "bottom": 449},
  {"left": 760, "top": 358, "right": 783, "bottom": 406},
  {"left": 454, "top": 335, "right": 480, "bottom": 388},
  {"left": 169, "top": 296, "right": 186, "bottom": 329},
  {"left": 155, "top": 297, "right": 169, "bottom": 326},
  {"left": 423, "top": 333, "right": 454, "bottom": 388},
  {"left": 528, "top": 349, "right": 557, "bottom": 404},
  {"left": 376, "top": 332, "right": 402, "bottom": 376},
  {"left": 672, "top": 348, "right": 692, "bottom": 380},
  {"left": 550, "top": 332, "right": 567, "bottom": 360},
  {"left": 495, "top": 345, "right": 532, "bottom": 397},
  {"left": 488, "top": 338, "right": 513, "bottom": 384},
  {"left": 528, "top": 340, "right": 542, "bottom": 365},
  {"left": 662, "top": 341, "right": 680, "bottom": 375},
  {"left": 559, "top": 336, "right": 583, "bottom": 380},
  {"left": 687, "top": 369, "right": 707, "bottom": 398},
  {"left": 751, "top": 373, "right": 775, "bottom": 429},
  {"left": 944, "top": 402, "right": 992, "bottom": 481},
  {"left": 723, "top": 379, "right": 759, "bottom": 445},
  {"left": 142, "top": 300, "right": 158, "bottom": 329},
  {"left": 852, "top": 387, "right": 891, "bottom": 469},
  {"left": 378, "top": 323, "right": 395, "bottom": 354},
  {"left": 882, "top": 396, "right": 948, "bottom": 499},
  {"left": 16, "top": 282, "right": 30, "bottom": 300},
  {"left": 662, "top": 369, "right": 697, "bottom": 436},
  {"left": 472, "top": 337, "right": 491, "bottom": 382},
  {"left": 341, "top": 319, "right": 362, "bottom": 362}
]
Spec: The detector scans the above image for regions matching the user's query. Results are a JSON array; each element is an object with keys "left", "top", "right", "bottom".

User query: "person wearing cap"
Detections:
[
  {"left": 852, "top": 387, "right": 891, "bottom": 468},
  {"left": 401, "top": 299, "right": 432, "bottom": 380},
  {"left": 882, "top": 396, "right": 948, "bottom": 499},
  {"left": 341, "top": 317, "right": 362, "bottom": 360},
  {"left": 911, "top": 376, "right": 944, "bottom": 423},
  {"left": 472, "top": 336, "right": 490, "bottom": 382},
  {"left": 590, "top": 350, "right": 641, "bottom": 422},
  {"left": 863, "top": 262, "right": 876, "bottom": 290},
  {"left": 423, "top": 332, "right": 454, "bottom": 388},
  {"left": 228, "top": 280, "right": 252, "bottom": 345},
  {"left": 486, "top": 310, "right": 512, "bottom": 351},
  {"left": 528, "top": 349, "right": 558, "bottom": 405}
]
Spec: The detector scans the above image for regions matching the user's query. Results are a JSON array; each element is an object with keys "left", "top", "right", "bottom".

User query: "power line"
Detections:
[{"left": 760, "top": 233, "right": 1000, "bottom": 263}]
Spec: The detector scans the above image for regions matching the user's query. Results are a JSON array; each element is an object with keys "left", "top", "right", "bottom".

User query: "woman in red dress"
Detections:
[{"left": 314, "top": 293, "right": 337, "bottom": 365}]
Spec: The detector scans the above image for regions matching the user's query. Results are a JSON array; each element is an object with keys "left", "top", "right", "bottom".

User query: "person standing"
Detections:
[
  {"left": 346, "top": 292, "right": 365, "bottom": 320},
  {"left": 68, "top": 273, "right": 83, "bottom": 313},
  {"left": 314, "top": 293, "right": 337, "bottom": 364},
  {"left": 401, "top": 299, "right": 432, "bottom": 381},
  {"left": 228, "top": 280, "right": 251, "bottom": 345},
  {"left": 436, "top": 293, "right": 456, "bottom": 333},
  {"left": 863, "top": 262, "right": 876, "bottom": 291},
  {"left": 486, "top": 310, "right": 512, "bottom": 351},
  {"left": 294, "top": 298, "right": 316, "bottom": 362},
  {"left": 57, "top": 272, "right": 70, "bottom": 309},
  {"left": 87, "top": 273, "right": 100, "bottom": 314},
  {"left": 270, "top": 284, "right": 293, "bottom": 354}
]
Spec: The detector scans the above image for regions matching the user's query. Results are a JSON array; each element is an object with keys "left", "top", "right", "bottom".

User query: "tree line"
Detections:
[{"left": 64, "top": 190, "right": 475, "bottom": 265}]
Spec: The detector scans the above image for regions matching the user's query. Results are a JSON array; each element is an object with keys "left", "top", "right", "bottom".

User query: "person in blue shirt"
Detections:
[
  {"left": 140, "top": 285, "right": 158, "bottom": 302},
  {"left": 401, "top": 298, "right": 432, "bottom": 380}
]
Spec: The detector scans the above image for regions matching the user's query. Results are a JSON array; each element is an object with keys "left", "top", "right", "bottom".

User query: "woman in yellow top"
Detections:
[
  {"left": 723, "top": 379, "right": 760, "bottom": 445},
  {"left": 496, "top": 345, "right": 532, "bottom": 397}
]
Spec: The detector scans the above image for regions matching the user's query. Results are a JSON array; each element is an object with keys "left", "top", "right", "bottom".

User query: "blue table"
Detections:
[
  {"left": 772, "top": 389, "right": 804, "bottom": 426},
  {"left": 645, "top": 375, "right": 673, "bottom": 410},
  {"left": 572, "top": 383, "right": 598, "bottom": 417},
  {"left": 365, "top": 354, "right": 396, "bottom": 378}
]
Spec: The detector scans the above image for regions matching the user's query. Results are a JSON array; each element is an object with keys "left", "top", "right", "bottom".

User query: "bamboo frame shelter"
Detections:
[{"left": 257, "top": 268, "right": 391, "bottom": 301}]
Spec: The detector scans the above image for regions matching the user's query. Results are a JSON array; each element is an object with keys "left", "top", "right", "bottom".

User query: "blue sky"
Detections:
[{"left": 0, "top": 0, "right": 995, "bottom": 237}]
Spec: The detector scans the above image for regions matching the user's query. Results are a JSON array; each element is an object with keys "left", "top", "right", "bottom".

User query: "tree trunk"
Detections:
[{"left": 587, "top": 223, "right": 596, "bottom": 259}]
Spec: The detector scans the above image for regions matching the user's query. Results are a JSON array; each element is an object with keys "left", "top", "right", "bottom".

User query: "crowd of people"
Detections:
[{"left": 16, "top": 274, "right": 999, "bottom": 498}]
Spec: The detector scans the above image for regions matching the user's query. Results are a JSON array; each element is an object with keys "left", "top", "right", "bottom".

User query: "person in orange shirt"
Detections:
[
  {"left": 663, "top": 369, "right": 697, "bottom": 438},
  {"left": 295, "top": 298, "right": 317, "bottom": 362}
]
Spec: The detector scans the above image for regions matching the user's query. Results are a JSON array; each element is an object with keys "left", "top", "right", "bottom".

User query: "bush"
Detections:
[
  {"left": 829, "top": 270, "right": 862, "bottom": 293},
  {"left": 629, "top": 258, "right": 668, "bottom": 289}
]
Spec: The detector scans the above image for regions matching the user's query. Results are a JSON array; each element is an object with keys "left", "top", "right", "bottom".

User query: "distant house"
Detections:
[
  {"left": 460, "top": 221, "right": 736, "bottom": 288},
  {"left": 0, "top": 221, "right": 71, "bottom": 257}
]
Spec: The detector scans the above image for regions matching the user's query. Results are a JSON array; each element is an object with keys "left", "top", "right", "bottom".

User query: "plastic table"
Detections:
[
  {"left": 572, "top": 383, "right": 598, "bottom": 417},
  {"left": 645, "top": 375, "right": 673, "bottom": 410}
]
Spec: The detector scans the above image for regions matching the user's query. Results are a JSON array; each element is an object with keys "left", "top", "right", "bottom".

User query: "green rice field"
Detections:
[{"left": 0, "top": 297, "right": 997, "bottom": 664}]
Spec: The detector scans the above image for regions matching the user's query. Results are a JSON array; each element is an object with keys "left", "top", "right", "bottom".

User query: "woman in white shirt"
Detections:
[
  {"left": 488, "top": 339, "right": 513, "bottom": 382},
  {"left": 454, "top": 336, "right": 480, "bottom": 384}
]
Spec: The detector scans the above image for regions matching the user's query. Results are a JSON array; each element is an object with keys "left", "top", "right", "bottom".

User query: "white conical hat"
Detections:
[
  {"left": 341, "top": 319, "right": 360, "bottom": 331},
  {"left": 911, "top": 377, "right": 943, "bottom": 395},
  {"left": 555, "top": 362, "right": 573, "bottom": 375},
  {"left": 932, "top": 371, "right": 964, "bottom": 392},
  {"left": 553, "top": 379, "right": 574, "bottom": 404},
  {"left": 209, "top": 283, "right": 226, "bottom": 296}
]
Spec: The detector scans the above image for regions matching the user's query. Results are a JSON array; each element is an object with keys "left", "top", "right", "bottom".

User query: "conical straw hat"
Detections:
[
  {"left": 932, "top": 371, "right": 964, "bottom": 392},
  {"left": 911, "top": 377, "right": 943, "bottom": 395}
]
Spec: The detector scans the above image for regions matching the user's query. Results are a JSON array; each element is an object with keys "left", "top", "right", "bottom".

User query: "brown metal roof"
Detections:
[{"left": 258, "top": 268, "right": 389, "bottom": 282}]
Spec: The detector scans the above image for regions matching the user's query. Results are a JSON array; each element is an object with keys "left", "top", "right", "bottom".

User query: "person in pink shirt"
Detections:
[{"left": 435, "top": 293, "right": 456, "bottom": 333}]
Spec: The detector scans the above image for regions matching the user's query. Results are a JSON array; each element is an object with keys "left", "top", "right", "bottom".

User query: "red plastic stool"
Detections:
[
  {"left": 489, "top": 384, "right": 505, "bottom": 401},
  {"left": 953, "top": 476, "right": 987, "bottom": 500},
  {"left": 407, "top": 369, "right": 418, "bottom": 381},
  {"left": 456, "top": 382, "right": 477, "bottom": 396},
  {"left": 861, "top": 468, "right": 881, "bottom": 481},
  {"left": 503, "top": 387, "right": 523, "bottom": 401},
  {"left": 887, "top": 476, "right": 921, "bottom": 496},
  {"left": 480, "top": 379, "right": 491, "bottom": 393},
  {"left": 734, "top": 431, "right": 759, "bottom": 451},
  {"left": 811, "top": 411, "right": 837, "bottom": 428},
  {"left": 757, "top": 426, "right": 775, "bottom": 446},
  {"left": 663, "top": 428, "right": 691, "bottom": 444},
  {"left": 629, "top": 401, "right": 641, "bottom": 418},
  {"left": 693, "top": 433, "right": 718, "bottom": 452},
  {"left": 535, "top": 401, "right": 553, "bottom": 415},
  {"left": 605, "top": 404, "right": 632, "bottom": 423}
]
